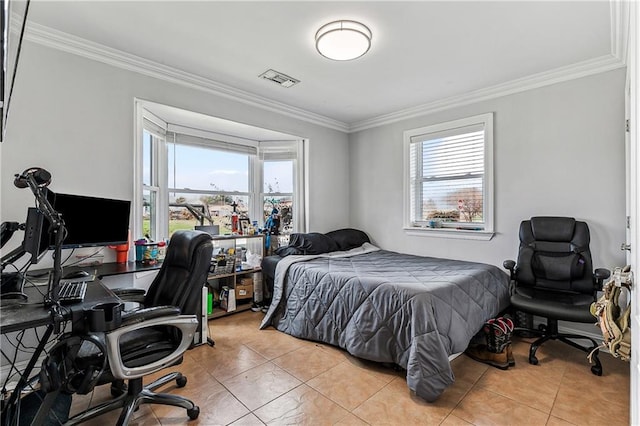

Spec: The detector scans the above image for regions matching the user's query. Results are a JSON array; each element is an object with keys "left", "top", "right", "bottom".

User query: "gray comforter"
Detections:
[{"left": 260, "top": 243, "right": 511, "bottom": 402}]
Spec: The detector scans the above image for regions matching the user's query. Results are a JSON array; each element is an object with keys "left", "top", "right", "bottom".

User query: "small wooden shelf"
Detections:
[
  {"left": 208, "top": 267, "right": 261, "bottom": 281},
  {"left": 205, "top": 234, "right": 264, "bottom": 320},
  {"left": 208, "top": 301, "right": 253, "bottom": 319}
]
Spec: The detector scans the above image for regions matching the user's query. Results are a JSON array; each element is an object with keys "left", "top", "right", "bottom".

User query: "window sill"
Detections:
[{"left": 403, "top": 227, "right": 495, "bottom": 241}]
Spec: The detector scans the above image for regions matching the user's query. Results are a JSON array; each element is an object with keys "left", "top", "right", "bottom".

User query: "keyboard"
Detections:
[{"left": 58, "top": 281, "right": 87, "bottom": 304}]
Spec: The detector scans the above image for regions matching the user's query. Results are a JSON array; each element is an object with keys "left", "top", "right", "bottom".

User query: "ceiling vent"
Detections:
[{"left": 259, "top": 69, "right": 300, "bottom": 88}]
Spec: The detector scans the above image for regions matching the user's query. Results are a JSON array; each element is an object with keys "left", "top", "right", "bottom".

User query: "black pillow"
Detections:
[
  {"left": 324, "top": 228, "right": 370, "bottom": 251},
  {"left": 274, "top": 246, "right": 304, "bottom": 257},
  {"left": 287, "top": 232, "right": 339, "bottom": 255}
]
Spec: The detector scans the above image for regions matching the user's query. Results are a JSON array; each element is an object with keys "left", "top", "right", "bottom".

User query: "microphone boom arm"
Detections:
[{"left": 23, "top": 173, "right": 65, "bottom": 304}]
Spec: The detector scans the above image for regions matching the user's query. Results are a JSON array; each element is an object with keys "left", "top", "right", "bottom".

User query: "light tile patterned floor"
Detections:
[{"left": 71, "top": 310, "right": 631, "bottom": 425}]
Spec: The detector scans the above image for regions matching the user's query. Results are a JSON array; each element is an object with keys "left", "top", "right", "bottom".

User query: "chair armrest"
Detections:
[
  {"left": 120, "top": 306, "right": 181, "bottom": 327},
  {"left": 594, "top": 268, "right": 611, "bottom": 290},
  {"left": 503, "top": 260, "right": 516, "bottom": 271},
  {"left": 112, "top": 288, "right": 146, "bottom": 304},
  {"left": 502, "top": 260, "right": 517, "bottom": 294},
  {"left": 104, "top": 314, "right": 198, "bottom": 380}
]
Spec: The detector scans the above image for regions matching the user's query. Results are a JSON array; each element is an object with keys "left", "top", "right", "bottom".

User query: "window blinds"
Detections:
[
  {"left": 410, "top": 124, "right": 485, "bottom": 222},
  {"left": 143, "top": 117, "right": 166, "bottom": 138},
  {"left": 259, "top": 140, "right": 300, "bottom": 160},
  {"left": 166, "top": 131, "right": 258, "bottom": 156}
]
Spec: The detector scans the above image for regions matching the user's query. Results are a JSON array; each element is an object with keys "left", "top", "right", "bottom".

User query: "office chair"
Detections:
[
  {"left": 66, "top": 230, "right": 213, "bottom": 425},
  {"left": 503, "top": 217, "right": 610, "bottom": 375}
]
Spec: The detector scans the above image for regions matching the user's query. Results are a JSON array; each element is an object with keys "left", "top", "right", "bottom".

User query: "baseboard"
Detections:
[{"left": 555, "top": 323, "right": 604, "bottom": 343}]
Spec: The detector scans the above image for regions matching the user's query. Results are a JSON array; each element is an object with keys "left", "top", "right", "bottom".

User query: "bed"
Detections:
[{"left": 259, "top": 229, "right": 511, "bottom": 402}]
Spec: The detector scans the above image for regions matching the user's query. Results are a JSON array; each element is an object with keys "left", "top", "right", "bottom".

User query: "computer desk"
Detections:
[
  {"left": 2, "top": 261, "right": 162, "bottom": 333},
  {"left": 0, "top": 261, "right": 165, "bottom": 425},
  {"left": 92, "top": 261, "right": 162, "bottom": 278},
  {"left": 0, "top": 279, "right": 119, "bottom": 334},
  {"left": 0, "top": 278, "right": 122, "bottom": 426}
]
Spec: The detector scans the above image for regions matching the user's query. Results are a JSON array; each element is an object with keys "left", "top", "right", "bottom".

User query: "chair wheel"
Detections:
[
  {"left": 529, "top": 355, "right": 539, "bottom": 365},
  {"left": 176, "top": 376, "right": 188, "bottom": 387},
  {"left": 187, "top": 406, "right": 200, "bottom": 420},
  {"left": 591, "top": 365, "right": 603, "bottom": 376}
]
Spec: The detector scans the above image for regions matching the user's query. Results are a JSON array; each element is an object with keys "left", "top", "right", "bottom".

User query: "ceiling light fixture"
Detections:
[{"left": 315, "top": 20, "right": 372, "bottom": 61}]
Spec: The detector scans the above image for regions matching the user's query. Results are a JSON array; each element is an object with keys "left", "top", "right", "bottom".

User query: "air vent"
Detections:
[{"left": 259, "top": 69, "right": 300, "bottom": 88}]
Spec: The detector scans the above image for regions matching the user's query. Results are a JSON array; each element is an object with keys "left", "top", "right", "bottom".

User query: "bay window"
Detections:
[{"left": 136, "top": 107, "right": 305, "bottom": 243}]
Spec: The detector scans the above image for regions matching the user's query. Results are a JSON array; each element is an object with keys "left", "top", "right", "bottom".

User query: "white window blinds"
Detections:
[
  {"left": 166, "top": 131, "right": 258, "bottom": 156},
  {"left": 259, "top": 140, "right": 300, "bottom": 160},
  {"left": 406, "top": 113, "right": 493, "bottom": 231},
  {"left": 143, "top": 117, "right": 166, "bottom": 139}
]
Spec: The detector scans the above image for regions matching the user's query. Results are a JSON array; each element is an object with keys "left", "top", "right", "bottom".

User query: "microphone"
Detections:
[{"left": 14, "top": 167, "right": 52, "bottom": 189}]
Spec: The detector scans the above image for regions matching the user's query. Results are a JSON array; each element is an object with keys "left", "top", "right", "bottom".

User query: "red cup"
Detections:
[{"left": 109, "top": 243, "right": 129, "bottom": 264}]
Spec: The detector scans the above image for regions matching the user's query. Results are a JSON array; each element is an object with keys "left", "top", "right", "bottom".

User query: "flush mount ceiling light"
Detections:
[{"left": 315, "top": 20, "right": 372, "bottom": 61}]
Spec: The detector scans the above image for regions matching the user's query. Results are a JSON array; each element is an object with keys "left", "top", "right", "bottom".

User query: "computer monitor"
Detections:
[{"left": 44, "top": 191, "right": 131, "bottom": 249}]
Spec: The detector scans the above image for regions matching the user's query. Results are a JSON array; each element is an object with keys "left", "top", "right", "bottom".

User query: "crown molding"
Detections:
[
  {"left": 352, "top": 1, "right": 628, "bottom": 132},
  {"left": 348, "top": 54, "right": 625, "bottom": 133},
  {"left": 25, "top": 22, "right": 350, "bottom": 133},
  {"left": 23, "top": 7, "right": 627, "bottom": 135},
  {"left": 610, "top": 0, "right": 630, "bottom": 64}
]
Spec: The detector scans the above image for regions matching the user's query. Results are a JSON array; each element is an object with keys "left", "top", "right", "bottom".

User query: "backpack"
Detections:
[{"left": 589, "top": 265, "right": 633, "bottom": 362}]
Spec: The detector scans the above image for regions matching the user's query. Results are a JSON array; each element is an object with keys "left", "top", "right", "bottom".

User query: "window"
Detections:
[
  {"left": 136, "top": 105, "right": 305, "bottom": 242},
  {"left": 404, "top": 113, "right": 494, "bottom": 239},
  {"left": 261, "top": 141, "right": 300, "bottom": 235},
  {"left": 141, "top": 119, "right": 165, "bottom": 241},
  {"left": 166, "top": 137, "right": 252, "bottom": 235}
]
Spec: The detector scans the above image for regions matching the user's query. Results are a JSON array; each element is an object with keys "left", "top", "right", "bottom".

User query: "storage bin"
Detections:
[{"left": 235, "top": 283, "right": 253, "bottom": 300}]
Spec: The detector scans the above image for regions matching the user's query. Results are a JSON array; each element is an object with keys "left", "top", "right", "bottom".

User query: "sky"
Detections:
[{"left": 143, "top": 133, "right": 293, "bottom": 194}]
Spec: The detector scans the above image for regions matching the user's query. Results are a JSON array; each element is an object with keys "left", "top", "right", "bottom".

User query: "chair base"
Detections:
[
  {"left": 64, "top": 372, "right": 199, "bottom": 426},
  {"left": 515, "top": 318, "right": 602, "bottom": 376}
]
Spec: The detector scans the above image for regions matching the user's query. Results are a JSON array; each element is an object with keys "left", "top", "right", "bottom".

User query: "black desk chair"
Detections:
[
  {"left": 66, "top": 230, "right": 213, "bottom": 425},
  {"left": 503, "top": 217, "right": 610, "bottom": 375}
]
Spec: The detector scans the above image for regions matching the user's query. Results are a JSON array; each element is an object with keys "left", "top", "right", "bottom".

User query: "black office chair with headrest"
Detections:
[
  {"left": 65, "top": 230, "right": 213, "bottom": 425},
  {"left": 503, "top": 216, "right": 610, "bottom": 375}
]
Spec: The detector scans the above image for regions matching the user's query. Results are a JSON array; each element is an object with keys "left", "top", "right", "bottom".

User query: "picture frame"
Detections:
[{"left": 239, "top": 218, "right": 251, "bottom": 235}]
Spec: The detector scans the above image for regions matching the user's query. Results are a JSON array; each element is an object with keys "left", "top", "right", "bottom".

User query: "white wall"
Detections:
[
  {"left": 3, "top": 42, "right": 625, "bottom": 273},
  {"left": 348, "top": 69, "right": 627, "bottom": 272},
  {"left": 0, "top": 40, "right": 350, "bottom": 372},
  {"left": 0, "top": 42, "right": 350, "bottom": 264}
]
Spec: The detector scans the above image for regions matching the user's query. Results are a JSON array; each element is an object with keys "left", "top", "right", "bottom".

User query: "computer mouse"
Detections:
[{"left": 63, "top": 270, "right": 91, "bottom": 279}]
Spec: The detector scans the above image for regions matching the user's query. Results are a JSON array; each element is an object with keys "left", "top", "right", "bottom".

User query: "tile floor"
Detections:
[{"left": 71, "top": 310, "right": 631, "bottom": 425}]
